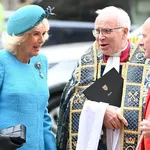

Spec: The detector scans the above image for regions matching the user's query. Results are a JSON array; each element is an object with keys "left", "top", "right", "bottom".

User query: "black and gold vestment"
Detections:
[{"left": 56, "top": 40, "right": 150, "bottom": 150}]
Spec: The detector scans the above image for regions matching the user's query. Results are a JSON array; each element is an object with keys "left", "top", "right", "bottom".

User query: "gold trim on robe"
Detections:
[{"left": 56, "top": 40, "right": 150, "bottom": 150}]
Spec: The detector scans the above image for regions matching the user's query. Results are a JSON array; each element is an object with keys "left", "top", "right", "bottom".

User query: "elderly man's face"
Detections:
[
  {"left": 94, "top": 15, "right": 126, "bottom": 56},
  {"left": 140, "top": 21, "right": 150, "bottom": 58}
]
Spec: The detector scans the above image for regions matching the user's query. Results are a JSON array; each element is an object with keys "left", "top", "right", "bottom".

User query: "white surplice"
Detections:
[
  {"left": 76, "top": 101, "right": 108, "bottom": 150},
  {"left": 76, "top": 45, "right": 128, "bottom": 150}
]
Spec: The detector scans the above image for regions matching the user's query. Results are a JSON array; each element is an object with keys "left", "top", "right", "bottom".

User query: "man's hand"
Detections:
[
  {"left": 103, "top": 105, "right": 128, "bottom": 129},
  {"left": 139, "top": 119, "right": 150, "bottom": 138}
]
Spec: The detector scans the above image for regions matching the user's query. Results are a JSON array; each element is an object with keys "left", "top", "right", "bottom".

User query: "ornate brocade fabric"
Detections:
[{"left": 56, "top": 41, "right": 150, "bottom": 150}]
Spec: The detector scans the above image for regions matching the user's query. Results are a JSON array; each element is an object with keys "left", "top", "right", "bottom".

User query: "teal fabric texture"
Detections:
[
  {"left": 0, "top": 50, "right": 56, "bottom": 150},
  {"left": 7, "top": 5, "right": 46, "bottom": 35}
]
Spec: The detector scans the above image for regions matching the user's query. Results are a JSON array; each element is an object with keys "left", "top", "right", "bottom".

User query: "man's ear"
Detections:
[{"left": 122, "top": 27, "right": 128, "bottom": 39}]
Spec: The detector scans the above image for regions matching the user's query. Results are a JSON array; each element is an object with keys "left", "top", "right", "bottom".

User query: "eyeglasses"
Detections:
[{"left": 92, "top": 27, "right": 124, "bottom": 37}]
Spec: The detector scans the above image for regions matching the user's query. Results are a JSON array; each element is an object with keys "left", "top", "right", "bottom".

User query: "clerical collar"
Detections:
[{"left": 103, "top": 41, "right": 130, "bottom": 63}]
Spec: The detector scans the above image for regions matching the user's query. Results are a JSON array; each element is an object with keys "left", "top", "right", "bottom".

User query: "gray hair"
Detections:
[
  {"left": 96, "top": 6, "right": 131, "bottom": 33},
  {"left": 2, "top": 18, "right": 50, "bottom": 55}
]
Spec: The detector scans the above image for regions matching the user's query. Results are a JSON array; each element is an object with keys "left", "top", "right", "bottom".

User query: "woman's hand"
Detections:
[
  {"left": 139, "top": 119, "right": 150, "bottom": 138},
  {"left": 103, "top": 105, "right": 128, "bottom": 129}
]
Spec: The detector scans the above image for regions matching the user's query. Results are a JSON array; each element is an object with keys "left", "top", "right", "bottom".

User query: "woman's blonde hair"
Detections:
[{"left": 2, "top": 18, "right": 50, "bottom": 55}]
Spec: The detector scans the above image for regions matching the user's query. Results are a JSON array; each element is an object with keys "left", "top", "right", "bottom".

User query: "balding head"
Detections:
[
  {"left": 140, "top": 17, "right": 150, "bottom": 58},
  {"left": 143, "top": 17, "right": 150, "bottom": 28}
]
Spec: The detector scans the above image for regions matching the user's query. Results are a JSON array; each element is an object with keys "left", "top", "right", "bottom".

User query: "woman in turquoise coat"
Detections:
[{"left": 0, "top": 5, "right": 56, "bottom": 150}]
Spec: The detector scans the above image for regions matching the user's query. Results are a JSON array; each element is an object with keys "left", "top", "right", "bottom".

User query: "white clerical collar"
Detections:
[
  {"left": 103, "top": 56, "right": 120, "bottom": 75},
  {"left": 103, "top": 42, "right": 128, "bottom": 75}
]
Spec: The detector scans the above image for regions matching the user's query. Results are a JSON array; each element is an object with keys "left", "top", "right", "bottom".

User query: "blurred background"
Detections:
[
  {"left": 0, "top": 0, "right": 148, "bottom": 133},
  {"left": 1, "top": 0, "right": 150, "bottom": 25}
]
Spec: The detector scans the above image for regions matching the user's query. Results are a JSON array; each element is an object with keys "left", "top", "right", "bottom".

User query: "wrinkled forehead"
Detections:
[{"left": 95, "top": 13, "right": 120, "bottom": 28}]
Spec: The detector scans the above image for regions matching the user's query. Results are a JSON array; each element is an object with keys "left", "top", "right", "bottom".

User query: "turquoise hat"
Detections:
[{"left": 7, "top": 5, "right": 46, "bottom": 35}]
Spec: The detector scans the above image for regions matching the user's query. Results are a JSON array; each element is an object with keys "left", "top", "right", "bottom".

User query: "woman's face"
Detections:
[{"left": 20, "top": 23, "right": 48, "bottom": 58}]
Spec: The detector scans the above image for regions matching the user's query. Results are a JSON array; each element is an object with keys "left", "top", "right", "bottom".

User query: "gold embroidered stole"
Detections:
[{"left": 120, "top": 47, "right": 149, "bottom": 149}]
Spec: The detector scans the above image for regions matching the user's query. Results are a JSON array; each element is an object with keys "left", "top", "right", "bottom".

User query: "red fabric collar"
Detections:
[{"left": 103, "top": 41, "right": 130, "bottom": 63}]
